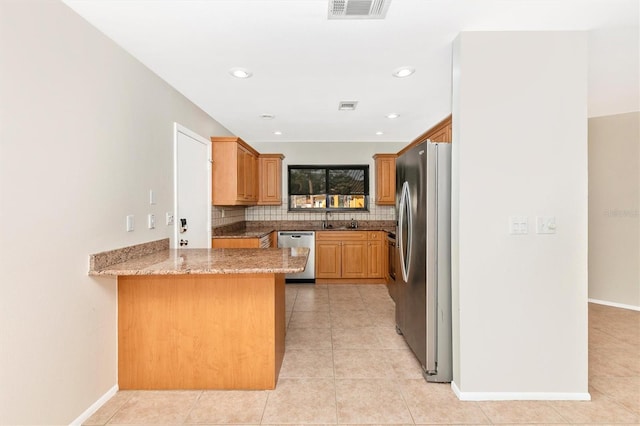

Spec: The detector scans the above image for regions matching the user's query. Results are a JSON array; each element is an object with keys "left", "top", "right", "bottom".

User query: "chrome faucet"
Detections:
[{"left": 322, "top": 211, "right": 332, "bottom": 229}]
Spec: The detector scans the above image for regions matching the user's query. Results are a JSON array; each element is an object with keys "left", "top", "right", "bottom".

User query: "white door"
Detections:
[{"left": 174, "top": 123, "right": 211, "bottom": 248}]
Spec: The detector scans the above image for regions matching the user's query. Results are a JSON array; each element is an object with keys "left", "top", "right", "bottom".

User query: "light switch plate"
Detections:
[
  {"left": 536, "top": 216, "right": 556, "bottom": 234},
  {"left": 148, "top": 213, "right": 156, "bottom": 229},
  {"left": 166, "top": 212, "right": 174, "bottom": 226},
  {"left": 509, "top": 216, "right": 528, "bottom": 235}
]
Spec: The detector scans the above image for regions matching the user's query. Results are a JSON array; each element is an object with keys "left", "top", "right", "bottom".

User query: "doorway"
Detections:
[{"left": 173, "top": 123, "right": 211, "bottom": 248}]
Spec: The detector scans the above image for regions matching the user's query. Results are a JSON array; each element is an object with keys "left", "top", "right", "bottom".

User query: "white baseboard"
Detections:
[
  {"left": 451, "top": 381, "right": 590, "bottom": 401},
  {"left": 589, "top": 298, "right": 640, "bottom": 312},
  {"left": 69, "top": 384, "right": 118, "bottom": 426}
]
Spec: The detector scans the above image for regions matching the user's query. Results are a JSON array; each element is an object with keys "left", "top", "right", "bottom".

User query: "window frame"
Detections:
[{"left": 287, "top": 164, "right": 370, "bottom": 212}]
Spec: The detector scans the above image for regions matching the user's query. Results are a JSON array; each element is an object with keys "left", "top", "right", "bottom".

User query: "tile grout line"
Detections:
[{"left": 181, "top": 390, "right": 203, "bottom": 425}]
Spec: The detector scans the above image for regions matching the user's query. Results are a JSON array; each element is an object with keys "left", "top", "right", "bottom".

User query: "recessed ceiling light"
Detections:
[
  {"left": 386, "top": 113, "right": 400, "bottom": 119},
  {"left": 259, "top": 114, "right": 275, "bottom": 120},
  {"left": 392, "top": 67, "right": 415, "bottom": 78},
  {"left": 229, "top": 67, "right": 252, "bottom": 79},
  {"left": 273, "top": 131, "right": 282, "bottom": 135},
  {"left": 376, "top": 131, "right": 384, "bottom": 135}
]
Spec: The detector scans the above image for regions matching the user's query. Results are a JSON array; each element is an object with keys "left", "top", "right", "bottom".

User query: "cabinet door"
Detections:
[
  {"left": 236, "top": 146, "right": 247, "bottom": 200},
  {"left": 341, "top": 240, "right": 367, "bottom": 279},
  {"left": 367, "top": 240, "right": 384, "bottom": 278},
  {"left": 428, "top": 126, "right": 451, "bottom": 142},
  {"left": 251, "top": 154, "right": 259, "bottom": 202},
  {"left": 316, "top": 241, "right": 341, "bottom": 279},
  {"left": 375, "top": 155, "right": 396, "bottom": 205},
  {"left": 243, "top": 148, "right": 253, "bottom": 200},
  {"left": 259, "top": 156, "right": 283, "bottom": 205},
  {"left": 246, "top": 153, "right": 258, "bottom": 201}
]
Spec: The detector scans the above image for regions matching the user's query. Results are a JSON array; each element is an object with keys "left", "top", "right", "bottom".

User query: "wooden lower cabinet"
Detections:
[
  {"left": 367, "top": 237, "right": 384, "bottom": 279},
  {"left": 316, "top": 231, "right": 386, "bottom": 282},
  {"left": 342, "top": 240, "right": 368, "bottom": 279},
  {"left": 212, "top": 232, "right": 274, "bottom": 249},
  {"left": 316, "top": 240, "right": 342, "bottom": 278}
]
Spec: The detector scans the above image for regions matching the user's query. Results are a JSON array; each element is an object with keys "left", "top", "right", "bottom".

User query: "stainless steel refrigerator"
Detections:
[{"left": 395, "top": 141, "right": 452, "bottom": 383}]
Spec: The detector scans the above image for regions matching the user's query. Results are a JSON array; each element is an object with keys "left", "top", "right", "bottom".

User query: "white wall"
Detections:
[
  {"left": 0, "top": 1, "right": 231, "bottom": 423},
  {"left": 588, "top": 112, "right": 640, "bottom": 309},
  {"left": 588, "top": 26, "right": 640, "bottom": 117},
  {"left": 451, "top": 32, "right": 589, "bottom": 399},
  {"left": 247, "top": 141, "right": 406, "bottom": 222}
]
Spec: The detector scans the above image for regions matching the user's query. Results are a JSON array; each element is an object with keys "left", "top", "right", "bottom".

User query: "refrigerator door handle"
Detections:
[{"left": 398, "top": 181, "right": 412, "bottom": 282}]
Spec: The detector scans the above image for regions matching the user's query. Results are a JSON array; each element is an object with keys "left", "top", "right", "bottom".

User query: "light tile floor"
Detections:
[{"left": 85, "top": 284, "right": 640, "bottom": 425}]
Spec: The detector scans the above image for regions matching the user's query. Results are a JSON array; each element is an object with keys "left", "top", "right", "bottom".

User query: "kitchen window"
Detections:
[{"left": 288, "top": 165, "right": 369, "bottom": 211}]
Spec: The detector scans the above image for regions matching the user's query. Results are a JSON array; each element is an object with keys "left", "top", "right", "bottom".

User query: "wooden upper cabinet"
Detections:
[
  {"left": 427, "top": 125, "right": 451, "bottom": 143},
  {"left": 397, "top": 114, "right": 452, "bottom": 157},
  {"left": 211, "top": 136, "right": 260, "bottom": 206},
  {"left": 258, "top": 154, "right": 285, "bottom": 205},
  {"left": 373, "top": 154, "right": 396, "bottom": 205}
]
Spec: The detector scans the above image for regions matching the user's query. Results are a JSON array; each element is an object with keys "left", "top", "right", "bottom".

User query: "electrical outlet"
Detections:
[
  {"left": 166, "top": 212, "right": 174, "bottom": 226},
  {"left": 126, "top": 215, "right": 135, "bottom": 232}
]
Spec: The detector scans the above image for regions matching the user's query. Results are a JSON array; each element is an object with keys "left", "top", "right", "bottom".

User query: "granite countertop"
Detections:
[
  {"left": 212, "top": 229, "right": 273, "bottom": 239},
  {"left": 213, "top": 221, "right": 396, "bottom": 239},
  {"left": 89, "top": 247, "right": 309, "bottom": 276}
]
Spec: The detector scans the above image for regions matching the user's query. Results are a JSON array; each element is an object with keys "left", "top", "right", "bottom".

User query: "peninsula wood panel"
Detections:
[
  {"left": 118, "top": 273, "right": 285, "bottom": 390},
  {"left": 211, "top": 238, "right": 260, "bottom": 248}
]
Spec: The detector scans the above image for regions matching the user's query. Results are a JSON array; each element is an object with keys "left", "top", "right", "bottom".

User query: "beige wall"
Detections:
[
  {"left": 452, "top": 32, "right": 589, "bottom": 398},
  {"left": 588, "top": 112, "right": 640, "bottom": 308},
  {"left": 0, "top": 1, "right": 231, "bottom": 423}
]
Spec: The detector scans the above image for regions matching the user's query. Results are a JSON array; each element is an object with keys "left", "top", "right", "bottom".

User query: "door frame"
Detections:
[{"left": 173, "top": 123, "right": 212, "bottom": 248}]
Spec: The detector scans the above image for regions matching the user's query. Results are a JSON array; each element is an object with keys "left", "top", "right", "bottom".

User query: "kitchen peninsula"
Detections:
[{"left": 89, "top": 239, "right": 309, "bottom": 390}]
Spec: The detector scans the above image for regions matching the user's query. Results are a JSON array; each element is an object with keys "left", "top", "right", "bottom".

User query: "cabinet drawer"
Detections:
[
  {"left": 367, "top": 231, "right": 383, "bottom": 241},
  {"left": 316, "top": 231, "right": 367, "bottom": 241}
]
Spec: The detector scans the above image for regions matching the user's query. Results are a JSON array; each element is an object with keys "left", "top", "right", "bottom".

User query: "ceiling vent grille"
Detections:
[
  {"left": 328, "top": 0, "right": 391, "bottom": 19},
  {"left": 338, "top": 101, "right": 358, "bottom": 111}
]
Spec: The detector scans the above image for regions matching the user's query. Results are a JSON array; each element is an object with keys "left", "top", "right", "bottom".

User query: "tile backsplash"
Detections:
[
  {"left": 246, "top": 203, "right": 396, "bottom": 222},
  {"left": 212, "top": 203, "right": 396, "bottom": 229},
  {"left": 211, "top": 205, "right": 246, "bottom": 228}
]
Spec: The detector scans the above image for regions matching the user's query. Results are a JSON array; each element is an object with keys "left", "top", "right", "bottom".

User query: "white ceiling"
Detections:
[{"left": 63, "top": 0, "right": 638, "bottom": 143}]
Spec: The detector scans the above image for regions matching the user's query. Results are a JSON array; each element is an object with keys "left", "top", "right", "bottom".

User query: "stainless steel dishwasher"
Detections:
[{"left": 277, "top": 231, "right": 315, "bottom": 283}]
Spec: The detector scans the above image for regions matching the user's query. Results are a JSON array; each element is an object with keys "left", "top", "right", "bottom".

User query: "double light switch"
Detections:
[{"left": 509, "top": 216, "right": 557, "bottom": 235}]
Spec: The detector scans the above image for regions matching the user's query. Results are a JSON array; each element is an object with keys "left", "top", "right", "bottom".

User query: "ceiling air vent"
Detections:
[
  {"left": 328, "top": 0, "right": 391, "bottom": 19},
  {"left": 338, "top": 101, "right": 358, "bottom": 111}
]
